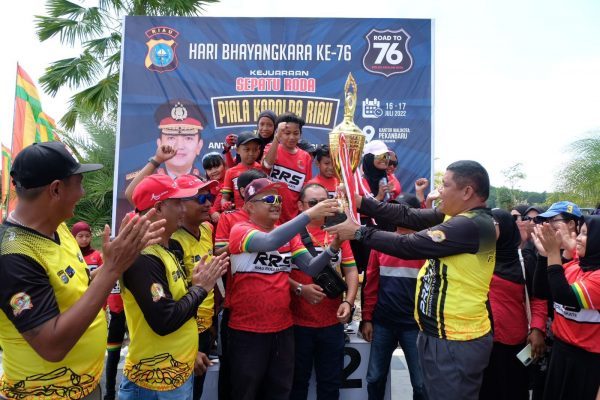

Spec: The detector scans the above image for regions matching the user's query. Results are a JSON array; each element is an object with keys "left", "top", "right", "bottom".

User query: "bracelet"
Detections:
[
  {"left": 325, "top": 246, "right": 340, "bottom": 257},
  {"left": 342, "top": 300, "right": 354, "bottom": 308},
  {"left": 148, "top": 157, "right": 160, "bottom": 168}
]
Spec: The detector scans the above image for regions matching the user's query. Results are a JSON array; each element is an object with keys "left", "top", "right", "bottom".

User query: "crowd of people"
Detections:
[{"left": 0, "top": 108, "right": 598, "bottom": 400}]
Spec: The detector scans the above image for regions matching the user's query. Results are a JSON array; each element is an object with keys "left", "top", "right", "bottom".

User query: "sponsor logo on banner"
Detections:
[
  {"left": 270, "top": 165, "right": 306, "bottom": 192},
  {"left": 363, "top": 29, "right": 413, "bottom": 77},
  {"left": 145, "top": 26, "right": 179, "bottom": 73}
]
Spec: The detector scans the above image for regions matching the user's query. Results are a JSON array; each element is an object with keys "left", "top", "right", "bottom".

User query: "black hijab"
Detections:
[
  {"left": 492, "top": 208, "right": 525, "bottom": 284},
  {"left": 362, "top": 153, "right": 387, "bottom": 196},
  {"left": 579, "top": 215, "right": 600, "bottom": 272}
]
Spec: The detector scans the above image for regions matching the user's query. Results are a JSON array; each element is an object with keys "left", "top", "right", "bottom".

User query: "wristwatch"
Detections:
[
  {"left": 148, "top": 157, "right": 160, "bottom": 168},
  {"left": 353, "top": 226, "right": 365, "bottom": 241},
  {"left": 295, "top": 283, "right": 303, "bottom": 297}
]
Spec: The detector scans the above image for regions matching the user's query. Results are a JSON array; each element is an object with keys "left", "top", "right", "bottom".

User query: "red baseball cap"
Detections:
[
  {"left": 132, "top": 175, "right": 199, "bottom": 212},
  {"left": 243, "top": 178, "right": 285, "bottom": 202},
  {"left": 175, "top": 175, "right": 219, "bottom": 193}
]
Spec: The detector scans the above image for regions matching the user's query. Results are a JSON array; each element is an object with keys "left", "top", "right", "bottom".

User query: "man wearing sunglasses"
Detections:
[
  {"left": 120, "top": 174, "right": 228, "bottom": 400},
  {"left": 226, "top": 178, "right": 341, "bottom": 400},
  {"left": 289, "top": 183, "right": 359, "bottom": 400},
  {"left": 172, "top": 175, "right": 220, "bottom": 400}
]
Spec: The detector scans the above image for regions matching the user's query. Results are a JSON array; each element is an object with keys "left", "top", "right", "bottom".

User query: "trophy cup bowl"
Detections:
[{"left": 324, "top": 73, "right": 366, "bottom": 227}]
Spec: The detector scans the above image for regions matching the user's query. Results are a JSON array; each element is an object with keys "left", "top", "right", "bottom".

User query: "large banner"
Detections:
[{"left": 114, "top": 16, "right": 432, "bottom": 226}]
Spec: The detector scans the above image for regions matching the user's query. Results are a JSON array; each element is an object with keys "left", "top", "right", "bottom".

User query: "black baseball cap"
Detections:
[
  {"left": 236, "top": 131, "right": 261, "bottom": 146},
  {"left": 10, "top": 142, "right": 103, "bottom": 189}
]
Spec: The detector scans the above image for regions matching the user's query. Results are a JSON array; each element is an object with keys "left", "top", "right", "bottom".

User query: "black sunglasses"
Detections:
[
  {"left": 184, "top": 193, "right": 215, "bottom": 204},
  {"left": 305, "top": 198, "right": 328, "bottom": 207},
  {"left": 388, "top": 160, "right": 398, "bottom": 167}
]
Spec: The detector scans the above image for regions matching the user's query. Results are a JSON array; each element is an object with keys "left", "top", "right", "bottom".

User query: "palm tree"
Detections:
[
  {"left": 61, "top": 111, "right": 116, "bottom": 240},
  {"left": 36, "top": 0, "right": 218, "bottom": 131},
  {"left": 554, "top": 132, "right": 600, "bottom": 207}
]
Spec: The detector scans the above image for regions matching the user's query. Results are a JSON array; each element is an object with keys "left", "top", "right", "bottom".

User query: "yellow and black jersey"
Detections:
[
  {"left": 121, "top": 244, "right": 207, "bottom": 391},
  {"left": 0, "top": 222, "right": 106, "bottom": 399},
  {"left": 359, "top": 199, "right": 496, "bottom": 341},
  {"left": 171, "top": 222, "right": 215, "bottom": 333}
]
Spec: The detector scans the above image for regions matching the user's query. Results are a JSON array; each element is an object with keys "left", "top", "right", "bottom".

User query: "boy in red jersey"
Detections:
[
  {"left": 221, "top": 131, "right": 263, "bottom": 210},
  {"left": 262, "top": 112, "right": 313, "bottom": 222},
  {"left": 226, "top": 178, "right": 339, "bottom": 400},
  {"left": 306, "top": 145, "right": 338, "bottom": 199}
]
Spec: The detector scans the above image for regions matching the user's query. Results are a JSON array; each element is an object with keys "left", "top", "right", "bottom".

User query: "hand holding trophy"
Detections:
[{"left": 324, "top": 73, "right": 366, "bottom": 227}]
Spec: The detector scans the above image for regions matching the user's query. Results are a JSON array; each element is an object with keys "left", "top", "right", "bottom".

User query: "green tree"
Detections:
[
  {"left": 555, "top": 132, "right": 600, "bottom": 207},
  {"left": 61, "top": 112, "right": 116, "bottom": 241},
  {"left": 36, "top": 0, "right": 218, "bottom": 131},
  {"left": 501, "top": 162, "right": 526, "bottom": 208}
]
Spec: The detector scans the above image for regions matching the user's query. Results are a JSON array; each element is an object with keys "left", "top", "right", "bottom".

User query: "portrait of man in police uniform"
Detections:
[{"left": 154, "top": 99, "right": 205, "bottom": 177}]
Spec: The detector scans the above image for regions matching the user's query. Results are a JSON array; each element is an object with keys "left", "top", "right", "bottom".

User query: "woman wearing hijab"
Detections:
[
  {"left": 360, "top": 140, "right": 397, "bottom": 201},
  {"left": 479, "top": 209, "right": 548, "bottom": 400},
  {"left": 533, "top": 215, "right": 600, "bottom": 400}
]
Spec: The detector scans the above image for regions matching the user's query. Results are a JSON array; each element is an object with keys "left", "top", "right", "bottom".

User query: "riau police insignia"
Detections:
[
  {"left": 10, "top": 292, "right": 33, "bottom": 316},
  {"left": 57, "top": 270, "right": 69, "bottom": 284},
  {"left": 145, "top": 26, "right": 179, "bottom": 73},
  {"left": 363, "top": 28, "right": 414, "bottom": 77},
  {"left": 151, "top": 283, "right": 166, "bottom": 302},
  {"left": 427, "top": 230, "right": 446, "bottom": 243}
]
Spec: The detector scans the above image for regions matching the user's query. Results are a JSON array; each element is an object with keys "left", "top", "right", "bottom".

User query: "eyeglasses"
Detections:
[
  {"left": 388, "top": 160, "right": 398, "bottom": 167},
  {"left": 250, "top": 194, "right": 282, "bottom": 205},
  {"left": 521, "top": 216, "right": 535, "bottom": 222},
  {"left": 184, "top": 193, "right": 215, "bottom": 204},
  {"left": 512, "top": 215, "right": 521, "bottom": 222},
  {"left": 374, "top": 153, "right": 391, "bottom": 162},
  {"left": 305, "top": 198, "right": 328, "bottom": 207}
]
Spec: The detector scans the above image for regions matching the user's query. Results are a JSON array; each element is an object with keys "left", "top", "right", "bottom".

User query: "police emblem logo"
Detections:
[
  {"left": 10, "top": 292, "right": 33, "bottom": 316},
  {"left": 427, "top": 230, "right": 446, "bottom": 243},
  {"left": 77, "top": 252, "right": 84, "bottom": 263},
  {"left": 151, "top": 283, "right": 166, "bottom": 302},
  {"left": 57, "top": 270, "right": 69, "bottom": 284},
  {"left": 144, "top": 26, "right": 179, "bottom": 73},
  {"left": 362, "top": 28, "right": 414, "bottom": 77}
]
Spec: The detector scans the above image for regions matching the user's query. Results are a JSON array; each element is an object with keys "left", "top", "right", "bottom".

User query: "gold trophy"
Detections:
[{"left": 325, "top": 73, "right": 366, "bottom": 226}]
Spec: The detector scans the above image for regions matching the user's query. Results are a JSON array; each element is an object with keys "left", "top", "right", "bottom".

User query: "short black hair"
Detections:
[
  {"left": 237, "top": 169, "right": 268, "bottom": 197},
  {"left": 275, "top": 112, "right": 305, "bottom": 132},
  {"left": 446, "top": 160, "right": 490, "bottom": 200},
  {"left": 313, "top": 144, "right": 331, "bottom": 162},
  {"left": 202, "top": 152, "right": 225, "bottom": 170},
  {"left": 299, "top": 183, "right": 328, "bottom": 201}
]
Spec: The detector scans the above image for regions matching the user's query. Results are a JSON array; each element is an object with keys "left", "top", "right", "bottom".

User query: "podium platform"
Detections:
[{"left": 200, "top": 321, "right": 391, "bottom": 400}]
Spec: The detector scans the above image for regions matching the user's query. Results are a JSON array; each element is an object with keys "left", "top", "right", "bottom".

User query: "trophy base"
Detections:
[{"left": 322, "top": 212, "right": 348, "bottom": 229}]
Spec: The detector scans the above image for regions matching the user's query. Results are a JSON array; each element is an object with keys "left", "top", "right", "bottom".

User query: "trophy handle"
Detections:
[{"left": 343, "top": 73, "right": 358, "bottom": 120}]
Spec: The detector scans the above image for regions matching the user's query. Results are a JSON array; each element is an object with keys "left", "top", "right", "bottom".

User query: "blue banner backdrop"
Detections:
[{"left": 113, "top": 16, "right": 432, "bottom": 227}]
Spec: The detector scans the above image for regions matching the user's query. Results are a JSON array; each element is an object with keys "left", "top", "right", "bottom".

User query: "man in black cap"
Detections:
[{"left": 0, "top": 141, "right": 164, "bottom": 400}]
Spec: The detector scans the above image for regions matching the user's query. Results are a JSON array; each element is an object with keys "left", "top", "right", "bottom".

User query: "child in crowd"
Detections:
[
  {"left": 72, "top": 221, "right": 102, "bottom": 271},
  {"left": 222, "top": 110, "right": 277, "bottom": 167},
  {"left": 262, "top": 112, "right": 313, "bottom": 222},
  {"left": 202, "top": 152, "right": 227, "bottom": 223},
  {"left": 307, "top": 144, "right": 338, "bottom": 199},
  {"left": 221, "top": 131, "right": 263, "bottom": 210}
]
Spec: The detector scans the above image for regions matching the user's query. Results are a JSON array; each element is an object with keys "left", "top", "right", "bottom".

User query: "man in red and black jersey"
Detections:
[
  {"left": 288, "top": 183, "right": 358, "bottom": 400},
  {"left": 226, "top": 178, "right": 340, "bottom": 400}
]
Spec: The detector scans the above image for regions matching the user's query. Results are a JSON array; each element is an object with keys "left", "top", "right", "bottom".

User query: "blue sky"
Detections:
[{"left": 2, "top": 0, "right": 600, "bottom": 193}]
